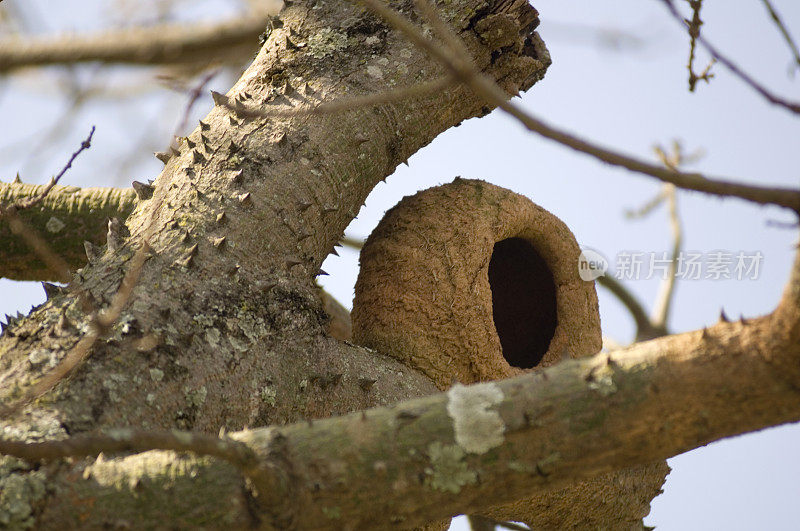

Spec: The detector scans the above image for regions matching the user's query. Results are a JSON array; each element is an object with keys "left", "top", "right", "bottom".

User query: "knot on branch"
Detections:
[{"left": 352, "top": 178, "right": 602, "bottom": 390}]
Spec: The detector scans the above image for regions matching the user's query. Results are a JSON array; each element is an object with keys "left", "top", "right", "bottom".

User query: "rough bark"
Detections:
[{"left": 0, "top": 0, "right": 550, "bottom": 528}]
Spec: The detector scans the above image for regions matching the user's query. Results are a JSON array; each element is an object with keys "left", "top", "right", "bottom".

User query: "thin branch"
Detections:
[
  {"left": 10, "top": 126, "right": 95, "bottom": 211},
  {"left": 1, "top": 207, "right": 73, "bottom": 283},
  {"left": 596, "top": 275, "right": 666, "bottom": 341},
  {"left": 341, "top": 235, "right": 365, "bottom": 250},
  {"left": 357, "top": 0, "right": 800, "bottom": 212},
  {"left": 661, "top": 0, "right": 800, "bottom": 115},
  {"left": 0, "top": 15, "right": 271, "bottom": 72},
  {"left": 0, "top": 427, "right": 258, "bottom": 471},
  {"left": 650, "top": 183, "right": 680, "bottom": 328},
  {"left": 217, "top": 76, "right": 455, "bottom": 118},
  {"left": 685, "top": 0, "right": 715, "bottom": 91},
  {"left": 759, "top": 0, "right": 800, "bottom": 75}
]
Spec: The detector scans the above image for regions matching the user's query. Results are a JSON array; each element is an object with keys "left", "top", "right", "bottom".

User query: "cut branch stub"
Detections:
[{"left": 352, "top": 178, "right": 602, "bottom": 390}]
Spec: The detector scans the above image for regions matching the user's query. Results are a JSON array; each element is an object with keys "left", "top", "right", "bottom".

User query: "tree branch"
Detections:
[
  {"left": 0, "top": 15, "right": 271, "bottom": 73},
  {"left": 0, "top": 182, "right": 137, "bottom": 280},
  {"left": 5, "top": 278, "right": 798, "bottom": 527}
]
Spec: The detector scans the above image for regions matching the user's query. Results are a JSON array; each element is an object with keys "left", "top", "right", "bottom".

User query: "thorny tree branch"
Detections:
[
  {"left": 661, "top": 0, "right": 800, "bottom": 115},
  {"left": 358, "top": 0, "right": 800, "bottom": 212},
  {"left": 0, "top": 126, "right": 96, "bottom": 283},
  {"left": 0, "top": 129, "right": 163, "bottom": 416}
]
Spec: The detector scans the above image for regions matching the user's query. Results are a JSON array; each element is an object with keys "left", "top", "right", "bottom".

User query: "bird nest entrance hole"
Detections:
[{"left": 488, "top": 237, "right": 557, "bottom": 369}]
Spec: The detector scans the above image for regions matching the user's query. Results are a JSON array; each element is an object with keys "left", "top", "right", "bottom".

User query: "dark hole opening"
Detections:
[{"left": 488, "top": 237, "right": 557, "bottom": 369}]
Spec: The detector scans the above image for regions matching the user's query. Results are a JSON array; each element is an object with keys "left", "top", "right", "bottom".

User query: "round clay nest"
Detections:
[{"left": 352, "top": 178, "right": 601, "bottom": 390}]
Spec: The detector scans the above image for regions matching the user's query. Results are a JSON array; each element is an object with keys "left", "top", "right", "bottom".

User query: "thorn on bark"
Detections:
[
  {"left": 258, "top": 280, "right": 277, "bottom": 291},
  {"left": 12, "top": 172, "right": 22, "bottom": 184},
  {"left": 315, "top": 269, "right": 329, "bottom": 277},
  {"left": 229, "top": 116, "right": 239, "bottom": 126},
  {"left": 192, "top": 150, "right": 206, "bottom": 164},
  {"left": 186, "top": 137, "right": 196, "bottom": 149},
  {"left": 199, "top": 120, "right": 210, "bottom": 131},
  {"left": 42, "top": 282, "right": 62, "bottom": 299},
  {"left": 106, "top": 218, "right": 122, "bottom": 253},
  {"left": 283, "top": 79, "right": 295, "bottom": 96},
  {"left": 174, "top": 254, "right": 194, "bottom": 268},
  {"left": 212, "top": 236, "right": 226, "bottom": 249},
  {"left": 229, "top": 140, "right": 240, "bottom": 153},
  {"left": 154, "top": 151, "right": 171, "bottom": 164},
  {"left": 271, "top": 131, "right": 287, "bottom": 145},
  {"left": 358, "top": 377, "right": 377, "bottom": 391},
  {"left": 210, "top": 90, "right": 228, "bottom": 106},
  {"left": 200, "top": 134, "right": 210, "bottom": 146},
  {"left": 302, "top": 82, "right": 313, "bottom": 95},
  {"left": 231, "top": 169, "right": 244, "bottom": 184},
  {"left": 285, "top": 256, "right": 302, "bottom": 269},
  {"left": 701, "top": 327, "right": 709, "bottom": 340},
  {"left": 739, "top": 315, "right": 748, "bottom": 325},
  {"left": 330, "top": 247, "right": 339, "bottom": 257},
  {"left": 237, "top": 192, "right": 251, "bottom": 205},
  {"left": 216, "top": 211, "right": 227, "bottom": 224},
  {"left": 84, "top": 241, "right": 100, "bottom": 261},
  {"left": 170, "top": 146, "right": 181, "bottom": 157},
  {"left": 719, "top": 309, "right": 729, "bottom": 323},
  {"left": 132, "top": 180, "right": 154, "bottom": 200}
]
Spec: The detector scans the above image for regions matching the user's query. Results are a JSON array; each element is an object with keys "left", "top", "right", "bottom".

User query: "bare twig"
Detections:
[
  {"left": 650, "top": 142, "right": 691, "bottom": 328},
  {"left": 357, "top": 0, "right": 800, "bottom": 212},
  {"left": 597, "top": 275, "right": 666, "bottom": 341},
  {"left": 170, "top": 68, "right": 220, "bottom": 139},
  {"left": 685, "top": 0, "right": 715, "bottom": 91},
  {"left": 759, "top": 0, "right": 800, "bottom": 75},
  {"left": 10, "top": 126, "right": 95, "bottom": 211},
  {"left": 0, "top": 427, "right": 257, "bottom": 471},
  {"left": 661, "top": 0, "right": 800, "bottom": 114}
]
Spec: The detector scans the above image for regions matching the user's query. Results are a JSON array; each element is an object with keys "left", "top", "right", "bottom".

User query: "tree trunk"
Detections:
[{"left": 0, "top": 0, "right": 550, "bottom": 527}]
